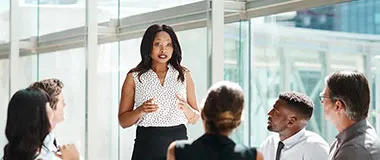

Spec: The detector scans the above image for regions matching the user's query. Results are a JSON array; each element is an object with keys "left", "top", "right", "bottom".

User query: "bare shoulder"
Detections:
[
  {"left": 123, "top": 72, "right": 134, "bottom": 85},
  {"left": 181, "top": 66, "right": 192, "bottom": 78},
  {"left": 181, "top": 65, "right": 191, "bottom": 72},
  {"left": 126, "top": 72, "right": 134, "bottom": 80}
]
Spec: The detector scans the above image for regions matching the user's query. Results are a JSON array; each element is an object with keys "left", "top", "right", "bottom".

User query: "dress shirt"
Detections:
[
  {"left": 260, "top": 128, "right": 329, "bottom": 160},
  {"left": 35, "top": 132, "right": 60, "bottom": 160}
]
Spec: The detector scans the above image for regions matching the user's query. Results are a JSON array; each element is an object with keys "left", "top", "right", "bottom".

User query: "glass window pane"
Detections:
[
  {"left": 19, "top": 55, "right": 38, "bottom": 87},
  {"left": 89, "top": 43, "right": 120, "bottom": 159},
  {"left": 119, "top": 38, "right": 144, "bottom": 160},
  {"left": 19, "top": 2, "right": 38, "bottom": 39},
  {"left": 224, "top": 21, "right": 250, "bottom": 146},
  {"left": 119, "top": 0, "right": 203, "bottom": 17},
  {"left": 0, "top": 59, "right": 9, "bottom": 156},
  {"left": 0, "top": 4, "right": 9, "bottom": 154},
  {"left": 97, "top": 0, "right": 203, "bottom": 23},
  {"left": 20, "top": 0, "right": 86, "bottom": 36},
  {"left": 38, "top": 48, "right": 86, "bottom": 155},
  {"left": 178, "top": 27, "right": 207, "bottom": 140},
  {"left": 0, "top": 0, "right": 9, "bottom": 44},
  {"left": 38, "top": 2, "right": 85, "bottom": 35},
  {"left": 248, "top": 0, "right": 380, "bottom": 146}
]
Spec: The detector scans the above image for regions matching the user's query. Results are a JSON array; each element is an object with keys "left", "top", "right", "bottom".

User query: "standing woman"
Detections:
[{"left": 118, "top": 24, "right": 200, "bottom": 160}]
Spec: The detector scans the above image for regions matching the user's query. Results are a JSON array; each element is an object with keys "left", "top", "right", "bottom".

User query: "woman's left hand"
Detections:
[
  {"left": 176, "top": 94, "right": 199, "bottom": 124},
  {"left": 176, "top": 94, "right": 191, "bottom": 112}
]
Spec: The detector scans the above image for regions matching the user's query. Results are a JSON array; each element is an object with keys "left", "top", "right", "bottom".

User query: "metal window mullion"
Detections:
[
  {"left": 85, "top": 0, "right": 98, "bottom": 159},
  {"left": 376, "top": 58, "right": 380, "bottom": 137},
  {"left": 207, "top": 0, "right": 224, "bottom": 86},
  {"left": 9, "top": 0, "right": 20, "bottom": 97},
  {"left": 279, "top": 47, "right": 291, "bottom": 91}
]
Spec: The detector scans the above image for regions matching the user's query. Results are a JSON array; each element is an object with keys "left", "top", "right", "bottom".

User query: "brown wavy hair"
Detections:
[
  {"left": 29, "top": 78, "right": 64, "bottom": 110},
  {"left": 202, "top": 81, "right": 244, "bottom": 134}
]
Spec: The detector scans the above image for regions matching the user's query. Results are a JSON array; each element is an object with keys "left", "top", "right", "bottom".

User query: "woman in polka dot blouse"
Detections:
[{"left": 118, "top": 24, "right": 200, "bottom": 160}]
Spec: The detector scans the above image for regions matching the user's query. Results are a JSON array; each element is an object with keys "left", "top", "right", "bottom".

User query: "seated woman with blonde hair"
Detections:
[{"left": 167, "top": 81, "right": 263, "bottom": 160}]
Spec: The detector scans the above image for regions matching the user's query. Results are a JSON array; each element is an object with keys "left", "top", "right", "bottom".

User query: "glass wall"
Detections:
[
  {"left": 0, "top": 0, "right": 9, "bottom": 156},
  {"left": 97, "top": 0, "right": 204, "bottom": 23},
  {"left": 0, "top": 59, "right": 8, "bottom": 156},
  {"left": 88, "top": 43, "right": 119, "bottom": 159},
  {"left": 118, "top": 0, "right": 203, "bottom": 17},
  {"left": 224, "top": 21, "right": 250, "bottom": 145},
  {"left": 244, "top": 0, "right": 380, "bottom": 146},
  {"left": 19, "top": 0, "right": 38, "bottom": 40},
  {"left": 1, "top": 0, "right": 380, "bottom": 159},
  {"left": 38, "top": 3, "right": 86, "bottom": 35},
  {"left": 38, "top": 49, "right": 86, "bottom": 154},
  {"left": 0, "top": 0, "right": 9, "bottom": 43}
]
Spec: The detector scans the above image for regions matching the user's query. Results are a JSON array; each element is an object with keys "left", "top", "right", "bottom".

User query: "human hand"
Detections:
[
  {"left": 176, "top": 94, "right": 191, "bottom": 112},
  {"left": 138, "top": 98, "right": 158, "bottom": 114},
  {"left": 55, "top": 144, "right": 80, "bottom": 160}
]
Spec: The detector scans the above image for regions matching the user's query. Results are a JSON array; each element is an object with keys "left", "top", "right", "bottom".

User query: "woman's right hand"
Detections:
[
  {"left": 55, "top": 144, "right": 80, "bottom": 160},
  {"left": 137, "top": 98, "right": 158, "bottom": 114}
]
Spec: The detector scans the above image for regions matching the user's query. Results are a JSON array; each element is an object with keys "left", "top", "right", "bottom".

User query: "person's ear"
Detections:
[
  {"left": 287, "top": 116, "right": 297, "bottom": 127},
  {"left": 334, "top": 99, "right": 345, "bottom": 111}
]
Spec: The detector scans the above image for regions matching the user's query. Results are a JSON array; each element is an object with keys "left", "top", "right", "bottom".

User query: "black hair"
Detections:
[
  {"left": 3, "top": 87, "right": 51, "bottom": 160},
  {"left": 279, "top": 92, "right": 314, "bottom": 120},
  {"left": 129, "top": 24, "right": 187, "bottom": 82}
]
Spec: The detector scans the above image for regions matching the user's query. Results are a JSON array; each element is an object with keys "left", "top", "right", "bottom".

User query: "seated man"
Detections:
[
  {"left": 321, "top": 71, "right": 380, "bottom": 160},
  {"left": 260, "top": 92, "right": 329, "bottom": 160},
  {"left": 29, "top": 78, "right": 66, "bottom": 155}
]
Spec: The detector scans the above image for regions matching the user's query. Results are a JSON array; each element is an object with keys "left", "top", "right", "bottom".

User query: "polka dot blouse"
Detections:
[{"left": 132, "top": 64, "right": 188, "bottom": 127}]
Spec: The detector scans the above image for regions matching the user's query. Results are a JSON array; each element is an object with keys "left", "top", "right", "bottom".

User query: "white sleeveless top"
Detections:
[{"left": 133, "top": 64, "right": 188, "bottom": 127}]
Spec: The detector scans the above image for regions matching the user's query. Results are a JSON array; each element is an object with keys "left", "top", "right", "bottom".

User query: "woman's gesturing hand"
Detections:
[{"left": 138, "top": 98, "right": 158, "bottom": 114}]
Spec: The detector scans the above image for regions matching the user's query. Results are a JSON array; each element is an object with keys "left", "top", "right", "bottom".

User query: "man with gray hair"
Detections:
[{"left": 320, "top": 71, "right": 380, "bottom": 160}]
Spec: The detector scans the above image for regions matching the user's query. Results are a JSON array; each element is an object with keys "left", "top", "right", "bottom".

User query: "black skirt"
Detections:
[{"left": 131, "top": 124, "right": 188, "bottom": 160}]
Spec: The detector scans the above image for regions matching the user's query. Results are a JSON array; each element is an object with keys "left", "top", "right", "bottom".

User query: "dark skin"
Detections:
[
  {"left": 267, "top": 99, "right": 308, "bottom": 141},
  {"left": 118, "top": 31, "right": 200, "bottom": 128}
]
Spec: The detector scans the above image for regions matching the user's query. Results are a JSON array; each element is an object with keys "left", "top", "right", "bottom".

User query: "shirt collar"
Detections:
[
  {"left": 336, "top": 119, "right": 368, "bottom": 144},
  {"left": 43, "top": 132, "right": 58, "bottom": 152},
  {"left": 282, "top": 128, "right": 306, "bottom": 149}
]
